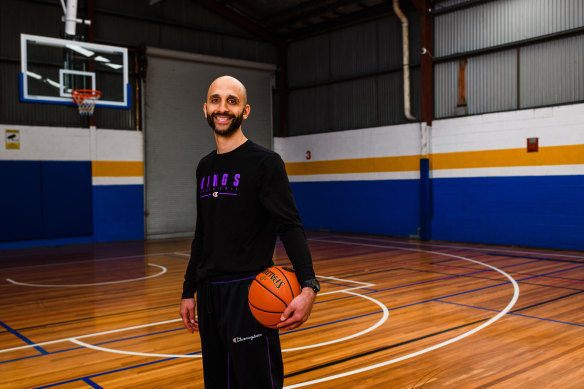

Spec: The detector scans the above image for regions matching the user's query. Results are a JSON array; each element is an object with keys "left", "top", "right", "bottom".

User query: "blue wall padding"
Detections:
[
  {"left": 92, "top": 185, "right": 144, "bottom": 242},
  {"left": 41, "top": 161, "right": 93, "bottom": 238},
  {"left": 419, "top": 158, "right": 431, "bottom": 241},
  {"left": 290, "top": 180, "right": 420, "bottom": 237},
  {"left": 0, "top": 161, "right": 43, "bottom": 241},
  {"left": 431, "top": 175, "right": 584, "bottom": 251}
]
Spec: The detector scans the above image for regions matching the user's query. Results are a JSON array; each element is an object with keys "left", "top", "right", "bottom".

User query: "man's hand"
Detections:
[
  {"left": 180, "top": 298, "right": 199, "bottom": 333},
  {"left": 277, "top": 287, "right": 316, "bottom": 331}
]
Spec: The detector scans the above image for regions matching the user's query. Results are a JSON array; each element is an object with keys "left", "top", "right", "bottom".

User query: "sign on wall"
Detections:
[{"left": 5, "top": 130, "right": 20, "bottom": 150}]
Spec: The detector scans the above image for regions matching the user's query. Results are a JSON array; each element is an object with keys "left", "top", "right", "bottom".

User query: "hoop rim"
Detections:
[{"left": 71, "top": 89, "right": 102, "bottom": 99}]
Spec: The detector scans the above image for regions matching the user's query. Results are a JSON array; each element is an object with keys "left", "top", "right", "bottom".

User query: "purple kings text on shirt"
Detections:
[{"left": 200, "top": 173, "right": 240, "bottom": 197}]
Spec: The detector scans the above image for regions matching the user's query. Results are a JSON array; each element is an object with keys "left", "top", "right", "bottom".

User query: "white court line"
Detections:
[
  {"left": 283, "top": 290, "right": 388, "bottom": 352},
  {"left": 69, "top": 338, "right": 200, "bottom": 359},
  {"left": 283, "top": 239, "right": 520, "bottom": 388},
  {"left": 66, "top": 288, "right": 389, "bottom": 358},
  {"left": 1, "top": 249, "right": 192, "bottom": 272},
  {"left": 0, "top": 276, "right": 384, "bottom": 359},
  {"left": 0, "top": 319, "right": 182, "bottom": 354},
  {"left": 317, "top": 275, "right": 374, "bottom": 296},
  {"left": 6, "top": 263, "right": 167, "bottom": 288}
]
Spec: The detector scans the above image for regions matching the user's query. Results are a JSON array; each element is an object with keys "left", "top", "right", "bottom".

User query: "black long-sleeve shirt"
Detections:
[{"left": 182, "top": 140, "right": 315, "bottom": 298}]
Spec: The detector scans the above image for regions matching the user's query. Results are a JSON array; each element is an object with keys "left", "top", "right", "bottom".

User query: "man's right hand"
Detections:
[{"left": 180, "top": 298, "right": 198, "bottom": 333}]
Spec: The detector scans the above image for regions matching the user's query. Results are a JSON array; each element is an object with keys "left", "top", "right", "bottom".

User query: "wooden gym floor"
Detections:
[{"left": 1, "top": 231, "right": 583, "bottom": 388}]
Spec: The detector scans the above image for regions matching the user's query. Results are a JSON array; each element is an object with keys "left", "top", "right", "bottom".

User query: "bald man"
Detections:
[{"left": 180, "top": 76, "right": 319, "bottom": 388}]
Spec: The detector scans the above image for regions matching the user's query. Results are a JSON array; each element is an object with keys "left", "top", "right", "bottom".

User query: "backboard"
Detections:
[{"left": 20, "top": 34, "right": 130, "bottom": 109}]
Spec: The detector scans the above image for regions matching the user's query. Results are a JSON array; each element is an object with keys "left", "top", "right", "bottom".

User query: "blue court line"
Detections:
[
  {"left": 82, "top": 378, "right": 104, "bottom": 389},
  {"left": 0, "top": 321, "right": 48, "bottom": 355},
  {"left": 0, "top": 326, "right": 188, "bottom": 365},
  {"left": 437, "top": 300, "right": 584, "bottom": 328}
]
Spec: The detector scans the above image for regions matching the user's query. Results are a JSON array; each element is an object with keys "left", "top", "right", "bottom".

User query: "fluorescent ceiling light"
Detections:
[
  {"left": 27, "top": 71, "right": 42, "bottom": 80},
  {"left": 94, "top": 55, "right": 110, "bottom": 63},
  {"left": 105, "top": 63, "right": 123, "bottom": 70},
  {"left": 66, "top": 44, "right": 94, "bottom": 57},
  {"left": 46, "top": 78, "right": 61, "bottom": 88}
]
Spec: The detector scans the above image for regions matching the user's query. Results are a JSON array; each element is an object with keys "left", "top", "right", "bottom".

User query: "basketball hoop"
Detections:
[{"left": 72, "top": 89, "right": 102, "bottom": 116}]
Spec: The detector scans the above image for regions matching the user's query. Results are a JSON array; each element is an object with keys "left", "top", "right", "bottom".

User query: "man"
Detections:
[{"left": 180, "top": 75, "right": 319, "bottom": 389}]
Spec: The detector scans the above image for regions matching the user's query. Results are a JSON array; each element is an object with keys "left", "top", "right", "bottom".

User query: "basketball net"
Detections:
[{"left": 72, "top": 89, "right": 102, "bottom": 116}]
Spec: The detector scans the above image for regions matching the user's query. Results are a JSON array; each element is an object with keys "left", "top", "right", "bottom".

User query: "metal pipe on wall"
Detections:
[{"left": 393, "top": 0, "right": 416, "bottom": 121}]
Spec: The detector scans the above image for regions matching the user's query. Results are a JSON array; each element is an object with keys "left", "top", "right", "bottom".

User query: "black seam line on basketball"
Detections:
[
  {"left": 248, "top": 300, "right": 282, "bottom": 314},
  {"left": 487, "top": 253, "right": 584, "bottom": 264},
  {"left": 252, "top": 278, "right": 289, "bottom": 308},
  {"left": 284, "top": 318, "right": 487, "bottom": 379},
  {"left": 274, "top": 267, "right": 295, "bottom": 298},
  {"left": 9, "top": 304, "right": 177, "bottom": 332}
]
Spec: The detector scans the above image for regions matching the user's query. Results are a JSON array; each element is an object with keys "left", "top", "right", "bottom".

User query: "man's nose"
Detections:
[{"left": 218, "top": 99, "right": 229, "bottom": 112}]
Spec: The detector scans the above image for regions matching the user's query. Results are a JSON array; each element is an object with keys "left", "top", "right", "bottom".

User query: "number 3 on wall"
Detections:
[{"left": 305, "top": 150, "right": 311, "bottom": 160}]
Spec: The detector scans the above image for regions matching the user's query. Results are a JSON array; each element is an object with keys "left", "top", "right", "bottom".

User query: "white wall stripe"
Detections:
[{"left": 92, "top": 177, "right": 145, "bottom": 186}]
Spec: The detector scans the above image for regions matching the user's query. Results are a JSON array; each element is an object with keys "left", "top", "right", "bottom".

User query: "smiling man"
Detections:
[{"left": 179, "top": 75, "right": 319, "bottom": 389}]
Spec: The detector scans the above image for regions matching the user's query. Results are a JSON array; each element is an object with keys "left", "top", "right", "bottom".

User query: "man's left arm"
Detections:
[{"left": 259, "top": 154, "right": 319, "bottom": 330}]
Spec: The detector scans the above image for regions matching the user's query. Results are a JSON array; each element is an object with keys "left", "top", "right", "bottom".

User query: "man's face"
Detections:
[{"left": 204, "top": 78, "right": 250, "bottom": 136}]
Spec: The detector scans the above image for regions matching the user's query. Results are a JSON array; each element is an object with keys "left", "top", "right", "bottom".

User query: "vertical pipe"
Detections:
[
  {"left": 64, "top": 0, "right": 79, "bottom": 36},
  {"left": 393, "top": 0, "right": 416, "bottom": 121}
]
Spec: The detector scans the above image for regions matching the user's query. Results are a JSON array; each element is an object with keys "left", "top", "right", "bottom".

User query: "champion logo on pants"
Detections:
[{"left": 233, "top": 334, "right": 263, "bottom": 343}]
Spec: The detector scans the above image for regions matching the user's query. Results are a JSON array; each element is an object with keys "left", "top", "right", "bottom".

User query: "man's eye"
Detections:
[{"left": 228, "top": 99, "right": 236, "bottom": 104}]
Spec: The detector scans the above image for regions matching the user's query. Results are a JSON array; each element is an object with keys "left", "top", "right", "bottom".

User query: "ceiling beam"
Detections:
[
  {"left": 261, "top": 0, "right": 363, "bottom": 28},
  {"left": 193, "top": 0, "right": 284, "bottom": 46}
]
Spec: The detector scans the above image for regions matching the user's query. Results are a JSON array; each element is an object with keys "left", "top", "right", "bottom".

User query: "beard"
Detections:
[{"left": 207, "top": 111, "right": 245, "bottom": 137}]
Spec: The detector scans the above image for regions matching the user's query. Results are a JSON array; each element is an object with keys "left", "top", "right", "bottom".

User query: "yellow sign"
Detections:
[{"left": 6, "top": 129, "right": 20, "bottom": 150}]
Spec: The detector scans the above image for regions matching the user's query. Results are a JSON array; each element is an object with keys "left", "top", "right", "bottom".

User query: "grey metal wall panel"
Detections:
[
  {"left": 466, "top": 49, "right": 517, "bottom": 114},
  {"left": 330, "top": 78, "right": 379, "bottom": 131},
  {"left": 434, "top": 61, "right": 458, "bottom": 119},
  {"left": 287, "top": 13, "right": 421, "bottom": 134},
  {"left": 144, "top": 51, "right": 274, "bottom": 238},
  {"left": 377, "top": 71, "right": 407, "bottom": 125},
  {"left": 435, "top": 0, "right": 584, "bottom": 56},
  {"left": 288, "top": 35, "right": 330, "bottom": 88},
  {"left": 520, "top": 34, "right": 584, "bottom": 107},
  {"left": 330, "top": 23, "right": 379, "bottom": 79},
  {"left": 377, "top": 16, "right": 407, "bottom": 70},
  {"left": 288, "top": 86, "right": 331, "bottom": 135}
]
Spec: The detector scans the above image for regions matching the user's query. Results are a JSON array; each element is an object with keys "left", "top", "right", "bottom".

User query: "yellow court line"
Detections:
[
  {"left": 92, "top": 161, "right": 144, "bottom": 177},
  {"left": 285, "top": 144, "right": 584, "bottom": 176}
]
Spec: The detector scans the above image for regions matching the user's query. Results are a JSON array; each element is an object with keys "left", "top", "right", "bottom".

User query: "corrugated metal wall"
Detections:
[
  {"left": 435, "top": 0, "right": 584, "bottom": 56},
  {"left": 0, "top": 0, "right": 278, "bottom": 129},
  {"left": 434, "top": 0, "right": 584, "bottom": 119},
  {"left": 287, "top": 9, "right": 421, "bottom": 136},
  {"left": 520, "top": 34, "right": 584, "bottom": 107}
]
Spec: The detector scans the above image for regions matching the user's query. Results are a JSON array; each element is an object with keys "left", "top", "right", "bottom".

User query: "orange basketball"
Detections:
[{"left": 248, "top": 266, "right": 301, "bottom": 329}]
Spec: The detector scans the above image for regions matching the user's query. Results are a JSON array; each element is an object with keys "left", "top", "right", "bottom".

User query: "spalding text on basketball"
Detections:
[{"left": 260, "top": 269, "right": 286, "bottom": 289}]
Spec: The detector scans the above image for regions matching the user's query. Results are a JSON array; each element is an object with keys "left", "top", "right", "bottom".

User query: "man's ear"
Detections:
[
  {"left": 203, "top": 102, "right": 208, "bottom": 118},
  {"left": 243, "top": 104, "right": 251, "bottom": 120}
]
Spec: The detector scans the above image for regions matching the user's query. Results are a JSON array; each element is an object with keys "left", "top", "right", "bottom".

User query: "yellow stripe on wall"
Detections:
[
  {"left": 92, "top": 161, "right": 144, "bottom": 177},
  {"left": 432, "top": 144, "right": 584, "bottom": 170},
  {"left": 285, "top": 155, "right": 421, "bottom": 176},
  {"left": 284, "top": 144, "right": 584, "bottom": 176}
]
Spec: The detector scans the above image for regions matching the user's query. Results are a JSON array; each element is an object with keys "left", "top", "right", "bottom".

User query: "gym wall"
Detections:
[
  {"left": 277, "top": 103, "right": 584, "bottom": 251},
  {"left": 0, "top": 126, "right": 144, "bottom": 250}
]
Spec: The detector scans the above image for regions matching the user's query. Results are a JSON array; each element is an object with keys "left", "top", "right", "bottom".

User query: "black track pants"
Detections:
[{"left": 197, "top": 276, "right": 283, "bottom": 389}]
